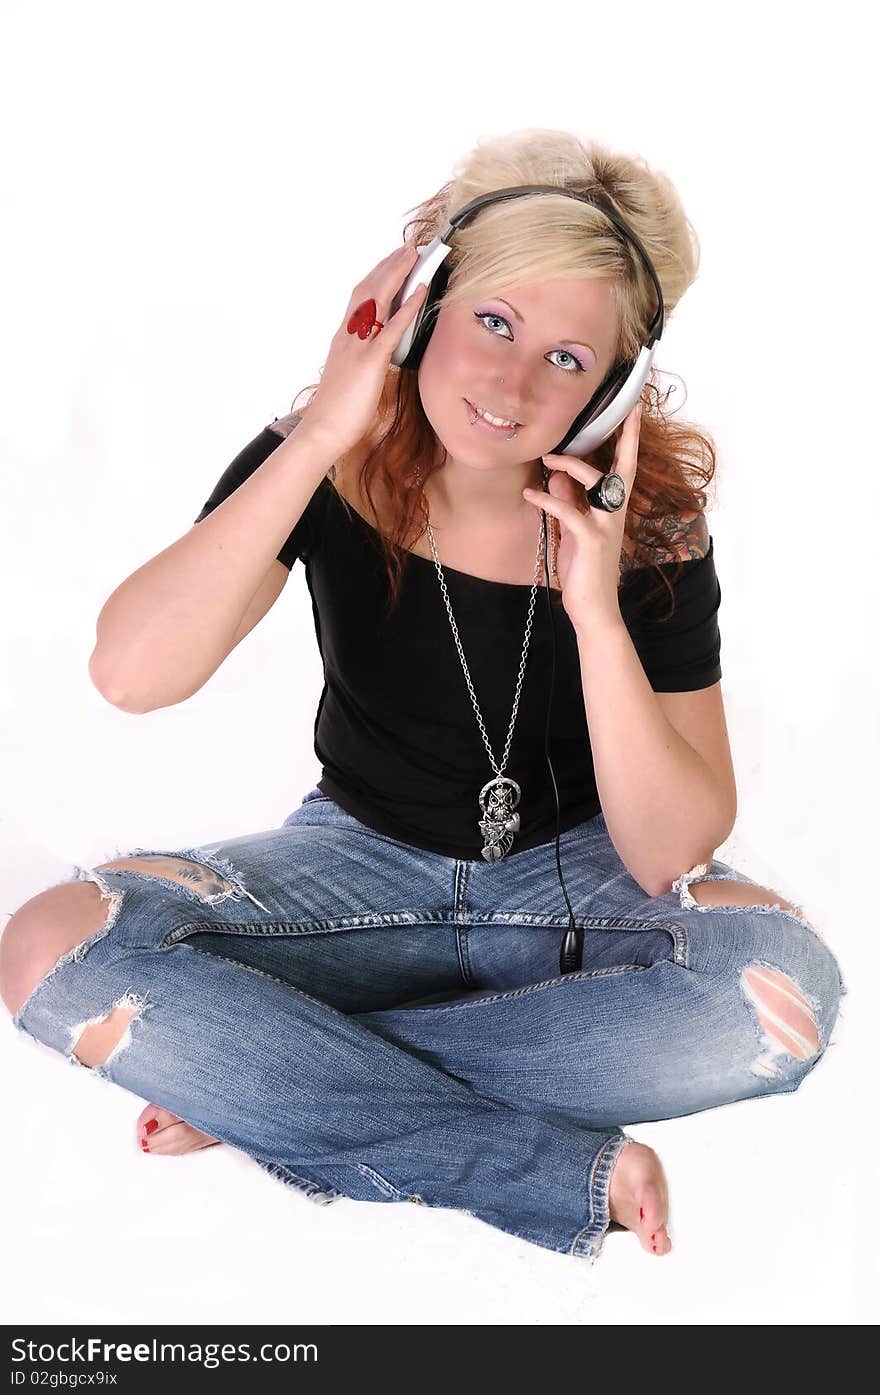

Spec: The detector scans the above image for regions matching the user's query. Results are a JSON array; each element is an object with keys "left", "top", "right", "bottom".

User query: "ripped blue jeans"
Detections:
[{"left": 12, "top": 788, "right": 846, "bottom": 1264}]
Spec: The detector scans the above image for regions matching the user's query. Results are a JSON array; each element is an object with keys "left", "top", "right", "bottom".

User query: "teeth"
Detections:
[{"left": 472, "top": 402, "right": 518, "bottom": 428}]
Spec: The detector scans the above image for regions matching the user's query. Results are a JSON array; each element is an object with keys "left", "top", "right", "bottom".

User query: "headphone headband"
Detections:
[{"left": 441, "top": 184, "right": 664, "bottom": 346}]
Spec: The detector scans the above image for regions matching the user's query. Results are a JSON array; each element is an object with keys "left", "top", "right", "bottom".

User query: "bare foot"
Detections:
[
  {"left": 136, "top": 1104, "right": 221, "bottom": 1156},
  {"left": 608, "top": 1141, "right": 672, "bottom": 1255}
]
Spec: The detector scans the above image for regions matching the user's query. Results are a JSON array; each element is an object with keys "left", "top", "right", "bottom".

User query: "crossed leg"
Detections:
[
  {"left": 86, "top": 857, "right": 227, "bottom": 1152},
  {"left": 0, "top": 857, "right": 226, "bottom": 1153},
  {"left": 683, "top": 875, "right": 821, "bottom": 1068},
  {"left": 69, "top": 866, "right": 668, "bottom": 1252},
  {"left": 71, "top": 857, "right": 232, "bottom": 1071},
  {"left": 2, "top": 855, "right": 828, "bottom": 1258}
]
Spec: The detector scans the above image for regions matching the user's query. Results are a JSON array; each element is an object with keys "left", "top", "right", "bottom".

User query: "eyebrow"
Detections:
[{"left": 493, "top": 297, "right": 597, "bottom": 355}]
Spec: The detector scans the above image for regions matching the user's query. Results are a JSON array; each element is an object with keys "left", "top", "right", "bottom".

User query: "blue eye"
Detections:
[{"left": 473, "top": 310, "right": 587, "bottom": 373}]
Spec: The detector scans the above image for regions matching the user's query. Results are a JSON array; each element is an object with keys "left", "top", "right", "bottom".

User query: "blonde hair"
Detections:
[{"left": 291, "top": 128, "right": 717, "bottom": 621}]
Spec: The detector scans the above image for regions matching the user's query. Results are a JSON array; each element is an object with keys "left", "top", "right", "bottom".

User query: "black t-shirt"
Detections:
[{"left": 194, "top": 418, "right": 723, "bottom": 859}]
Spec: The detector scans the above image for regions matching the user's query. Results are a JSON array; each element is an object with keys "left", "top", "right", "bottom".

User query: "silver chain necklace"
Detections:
[{"left": 415, "top": 460, "right": 555, "bottom": 862}]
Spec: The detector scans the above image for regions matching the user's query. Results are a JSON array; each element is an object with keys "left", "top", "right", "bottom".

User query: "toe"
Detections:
[
  {"left": 647, "top": 1224, "right": 673, "bottom": 1255},
  {"left": 135, "top": 1104, "right": 219, "bottom": 1154},
  {"left": 635, "top": 1193, "right": 672, "bottom": 1255},
  {"left": 636, "top": 1190, "right": 666, "bottom": 1239},
  {"left": 142, "top": 1121, "right": 219, "bottom": 1155},
  {"left": 135, "top": 1103, "right": 178, "bottom": 1138}
]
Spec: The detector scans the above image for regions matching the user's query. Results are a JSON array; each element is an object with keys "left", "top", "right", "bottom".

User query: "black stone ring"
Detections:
[{"left": 585, "top": 471, "right": 626, "bottom": 512}]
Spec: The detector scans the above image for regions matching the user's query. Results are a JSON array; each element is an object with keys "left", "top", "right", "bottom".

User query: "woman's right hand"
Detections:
[{"left": 300, "top": 243, "right": 428, "bottom": 457}]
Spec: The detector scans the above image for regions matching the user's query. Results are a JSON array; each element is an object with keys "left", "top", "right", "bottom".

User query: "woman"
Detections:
[{"left": 0, "top": 129, "right": 845, "bottom": 1266}]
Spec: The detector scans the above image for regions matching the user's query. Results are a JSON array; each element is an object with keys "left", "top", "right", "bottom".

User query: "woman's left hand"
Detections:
[{"left": 522, "top": 401, "right": 642, "bottom": 628}]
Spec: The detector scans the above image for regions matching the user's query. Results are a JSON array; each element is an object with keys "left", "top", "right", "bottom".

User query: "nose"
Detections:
[{"left": 489, "top": 369, "right": 529, "bottom": 421}]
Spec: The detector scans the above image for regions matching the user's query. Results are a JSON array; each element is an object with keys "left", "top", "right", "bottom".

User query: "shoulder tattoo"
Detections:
[
  {"left": 618, "top": 510, "right": 709, "bottom": 579},
  {"left": 653, "top": 510, "right": 710, "bottom": 562}
]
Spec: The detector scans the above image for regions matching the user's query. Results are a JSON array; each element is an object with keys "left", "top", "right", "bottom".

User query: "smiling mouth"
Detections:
[{"left": 465, "top": 399, "right": 524, "bottom": 429}]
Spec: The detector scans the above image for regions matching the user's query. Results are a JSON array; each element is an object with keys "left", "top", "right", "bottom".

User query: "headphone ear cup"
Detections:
[
  {"left": 587, "top": 360, "right": 633, "bottom": 421},
  {"left": 551, "top": 359, "right": 636, "bottom": 455},
  {"left": 397, "top": 260, "right": 450, "bottom": 371}
]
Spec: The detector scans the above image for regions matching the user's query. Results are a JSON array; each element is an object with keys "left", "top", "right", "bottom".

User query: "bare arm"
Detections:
[
  {"left": 88, "top": 420, "right": 338, "bottom": 713},
  {"left": 573, "top": 613, "right": 735, "bottom": 897}
]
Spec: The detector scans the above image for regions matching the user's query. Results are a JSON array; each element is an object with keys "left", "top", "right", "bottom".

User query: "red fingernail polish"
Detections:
[{"left": 145, "top": 1118, "right": 159, "bottom": 1135}]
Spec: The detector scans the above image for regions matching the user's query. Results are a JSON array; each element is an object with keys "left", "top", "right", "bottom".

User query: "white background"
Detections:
[{"left": 1, "top": 0, "right": 876, "bottom": 1325}]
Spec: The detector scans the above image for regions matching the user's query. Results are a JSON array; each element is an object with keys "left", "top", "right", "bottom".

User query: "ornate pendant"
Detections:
[{"left": 478, "top": 776, "right": 522, "bottom": 862}]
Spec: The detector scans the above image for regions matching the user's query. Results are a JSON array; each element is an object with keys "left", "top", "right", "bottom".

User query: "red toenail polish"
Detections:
[
  {"left": 652, "top": 1244, "right": 657, "bottom": 1252},
  {"left": 145, "top": 1119, "right": 159, "bottom": 1135},
  {"left": 639, "top": 1207, "right": 644, "bottom": 1221},
  {"left": 652, "top": 1233, "right": 656, "bottom": 1241},
  {"left": 140, "top": 1140, "right": 149, "bottom": 1151}
]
